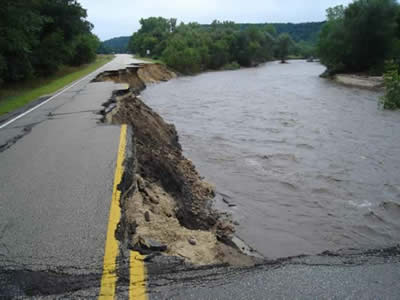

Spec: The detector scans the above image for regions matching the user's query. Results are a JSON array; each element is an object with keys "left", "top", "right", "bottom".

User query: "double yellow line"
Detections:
[{"left": 98, "top": 124, "right": 148, "bottom": 300}]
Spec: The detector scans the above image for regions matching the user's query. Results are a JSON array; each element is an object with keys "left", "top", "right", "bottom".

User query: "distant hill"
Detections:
[
  {"left": 270, "top": 22, "right": 325, "bottom": 43},
  {"left": 232, "top": 22, "right": 324, "bottom": 43},
  {"left": 204, "top": 21, "right": 324, "bottom": 43},
  {"left": 101, "top": 21, "right": 324, "bottom": 54},
  {"left": 98, "top": 36, "right": 130, "bottom": 54}
]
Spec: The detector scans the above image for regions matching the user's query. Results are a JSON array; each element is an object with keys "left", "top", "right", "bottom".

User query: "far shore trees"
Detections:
[
  {"left": 128, "top": 18, "right": 313, "bottom": 74},
  {"left": 276, "top": 34, "right": 294, "bottom": 63},
  {"left": 317, "top": 0, "right": 400, "bottom": 109},
  {"left": 317, "top": 0, "right": 399, "bottom": 75}
]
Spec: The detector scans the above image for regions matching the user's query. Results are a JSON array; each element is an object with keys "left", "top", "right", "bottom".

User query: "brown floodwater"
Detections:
[{"left": 141, "top": 60, "right": 400, "bottom": 259}]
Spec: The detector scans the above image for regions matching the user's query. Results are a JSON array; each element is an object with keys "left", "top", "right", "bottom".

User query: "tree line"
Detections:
[
  {"left": 317, "top": 0, "right": 400, "bottom": 76},
  {"left": 129, "top": 18, "right": 317, "bottom": 74},
  {"left": 317, "top": 0, "right": 400, "bottom": 109},
  {"left": 98, "top": 36, "right": 130, "bottom": 54},
  {"left": 0, "top": 0, "right": 100, "bottom": 86}
]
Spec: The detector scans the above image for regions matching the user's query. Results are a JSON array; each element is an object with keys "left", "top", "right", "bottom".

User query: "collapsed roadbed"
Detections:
[{"left": 93, "top": 63, "right": 258, "bottom": 266}]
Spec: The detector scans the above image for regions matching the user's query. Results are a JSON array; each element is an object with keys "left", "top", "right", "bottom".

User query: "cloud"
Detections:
[{"left": 79, "top": 0, "right": 353, "bottom": 40}]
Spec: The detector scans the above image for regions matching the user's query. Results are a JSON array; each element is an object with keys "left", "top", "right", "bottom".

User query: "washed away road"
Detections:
[
  {"left": 0, "top": 54, "right": 399, "bottom": 299},
  {"left": 0, "top": 54, "right": 147, "bottom": 298}
]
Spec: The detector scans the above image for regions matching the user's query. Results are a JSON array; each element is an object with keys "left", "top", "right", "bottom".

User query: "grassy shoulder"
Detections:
[
  {"left": 0, "top": 55, "right": 114, "bottom": 116},
  {"left": 133, "top": 55, "right": 165, "bottom": 65}
]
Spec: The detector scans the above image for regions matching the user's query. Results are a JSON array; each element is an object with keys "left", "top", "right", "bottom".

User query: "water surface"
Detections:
[{"left": 142, "top": 60, "right": 400, "bottom": 258}]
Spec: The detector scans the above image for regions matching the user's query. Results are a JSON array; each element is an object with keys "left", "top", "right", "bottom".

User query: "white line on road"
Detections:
[{"left": 0, "top": 59, "right": 115, "bottom": 130}]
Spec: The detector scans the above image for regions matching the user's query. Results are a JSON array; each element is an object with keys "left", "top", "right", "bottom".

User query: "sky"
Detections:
[{"left": 79, "top": 0, "right": 354, "bottom": 41}]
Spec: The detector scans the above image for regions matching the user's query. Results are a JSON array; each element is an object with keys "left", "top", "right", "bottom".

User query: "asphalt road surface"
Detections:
[
  {"left": 0, "top": 54, "right": 399, "bottom": 299},
  {"left": 0, "top": 54, "right": 141, "bottom": 298}
]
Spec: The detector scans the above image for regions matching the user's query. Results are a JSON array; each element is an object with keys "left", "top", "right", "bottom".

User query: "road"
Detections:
[
  {"left": 0, "top": 54, "right": 144, "bottom": 298},
  {"left": 147, "top": 253, "right": 400, "bottom": 300},
  {"left": 0, "top": 54, "right": 400, "bottom": 299}
]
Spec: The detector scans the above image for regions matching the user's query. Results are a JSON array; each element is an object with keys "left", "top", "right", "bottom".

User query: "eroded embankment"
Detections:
[{"left": 93, "top": 63, "right": 256, "bottom": 266}]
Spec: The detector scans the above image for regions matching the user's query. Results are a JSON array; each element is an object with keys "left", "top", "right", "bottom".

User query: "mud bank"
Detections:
[
  {"left": 93, "top": 64, "right": 256, "bottom": 266},
  {"left": 334, "top": 74, "right": 384, "bottom": 89}
]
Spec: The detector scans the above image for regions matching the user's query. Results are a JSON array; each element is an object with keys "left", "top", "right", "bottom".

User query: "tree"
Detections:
[
  {"left": 381, "top": 62, "right": 400, "bottom": 109},
  {"left": 132, "top": 19, "right": 301, "bottom": 74},
  {"left": 0, "top": 0, "right": 98, "bottom": 85},
  {"left": 70, "top": 34, "right": 100, "bottom": 66},
  {"left": 276, "top": 34, "right": 293, "bottom": 63},
  {"left": 129, "top": 17, "right": 176, "bottom": 57},
  {"left": 318, "top": 0, "right": 399, "bottom": 74},
  {"left": 209, "top": 40, "right": 230, "bottom": 69},
  {"left": 0, "top": 0, "right": 43, "bottom": 82}
]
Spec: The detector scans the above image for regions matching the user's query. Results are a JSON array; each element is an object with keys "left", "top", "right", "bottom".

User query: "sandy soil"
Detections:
[{"left": 334, "top": 74, "right": 384, "bottom": 89}]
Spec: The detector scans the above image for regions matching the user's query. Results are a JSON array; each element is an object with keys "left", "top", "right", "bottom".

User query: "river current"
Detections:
[{"left": 142, "top": 60, "right": 400, "bottom": 258}]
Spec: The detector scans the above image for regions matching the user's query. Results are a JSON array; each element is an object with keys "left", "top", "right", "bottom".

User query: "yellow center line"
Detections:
[
  {"left": 129, "top": 251, "right": 148, "bottom": 300},
  {"left": 99, "top": 124, "right": 127, "bottom": 299}
]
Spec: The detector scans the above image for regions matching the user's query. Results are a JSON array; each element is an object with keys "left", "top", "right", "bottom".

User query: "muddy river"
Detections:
[{"left": 141, "top": 60, "right": 400, "bottom": 259}]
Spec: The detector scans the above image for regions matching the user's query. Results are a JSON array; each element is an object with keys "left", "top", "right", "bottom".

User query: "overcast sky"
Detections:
[{"left": 79, "top": 0, "right": 354, "bottom": 41}]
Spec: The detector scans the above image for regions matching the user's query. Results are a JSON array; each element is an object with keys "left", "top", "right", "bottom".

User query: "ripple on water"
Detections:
[{"left": 142, "top": 60, "right": 400, "bottom": 258}]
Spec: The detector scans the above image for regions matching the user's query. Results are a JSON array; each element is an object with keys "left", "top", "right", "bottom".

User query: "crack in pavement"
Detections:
[
  {"left": 0, "top": 121, "right": 43, "bottom": 153},
  {"left": 47, "top": 109, "right": 99, "bottom": 117}
]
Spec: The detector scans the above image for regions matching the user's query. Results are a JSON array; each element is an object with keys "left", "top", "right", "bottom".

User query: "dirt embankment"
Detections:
[{"left": 93, "top": 64, "right": 256, "bottom": 266}]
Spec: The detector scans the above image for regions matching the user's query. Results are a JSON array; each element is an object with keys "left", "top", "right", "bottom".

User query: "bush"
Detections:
[
  {"left": 381, "top": 62, "right": 400, "bottom": 109},
  {"left": 0, "top": 54, "right": 7, "bottom": 86},
  {"left": 222, "top": 61, "right": 240, "bottom": 70}
]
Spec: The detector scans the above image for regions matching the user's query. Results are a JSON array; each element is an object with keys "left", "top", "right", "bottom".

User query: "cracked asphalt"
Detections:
[
  {"left": 0, "top": 54, "right": 400, "bottom": 299},
  {"left": 0, "top": 55, "right": 140, "bottom": 298}
]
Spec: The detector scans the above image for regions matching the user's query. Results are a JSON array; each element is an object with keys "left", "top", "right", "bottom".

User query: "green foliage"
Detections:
[
  {"left": 203, "top": 22, "right": 324, "bottom": 44},
  {"left": 0, "top": 0, "right": 98, "bottom": 85},
  {"left": 129, "top": 18, "right": 323, "bottom": 73},
  {"left": 294, "top": 41, "right": 316, "bottom": 58},
  {"left": 276, "top": 34, "right": 294, "bottom": 63},
  {"left": 381, "top": 62, "right": 400, "bottom": 110},
  {"left": 222, "top": 61, "right": 240, "bottom": 70},
  {"left": 129, "top": 17, "right": 177, "bottom": 57},
  {"left": 131, "top": 18, "right": 299, "bottom": 74},
  {"left": 70, "top": 34, "right": 100, "bottom": 66},
  {"left": 99, "top": 36, "right": 131, "bottom": 54},
  {"left": 318, "top": 0, "right": 399, "bottom": 75}
]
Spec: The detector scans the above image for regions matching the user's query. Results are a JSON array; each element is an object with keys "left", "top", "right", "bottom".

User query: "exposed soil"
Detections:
[{"left": 93, "top": 64, "right": 257, "bottom": 266}]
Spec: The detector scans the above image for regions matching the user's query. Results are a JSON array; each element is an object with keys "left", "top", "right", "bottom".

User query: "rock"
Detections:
[
  {"left": 233, "top": 221, "right": 240, "bottom": 226},
  {"left": 131, "top": 236, "right": 167, "bottom": 254},
  {"left": 149, "top": 195, "right": 160, "bottom": 204},
  {"left": 136, "top": 175, "right": 146, "bottom": 192},
  {"left": 188, "top": 238, "right": 197, "bottom": 246},
  {"left": 144, "top": 211, "right": 151, "bottom": 222}
]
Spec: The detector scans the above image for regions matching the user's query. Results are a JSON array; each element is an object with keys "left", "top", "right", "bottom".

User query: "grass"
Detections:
[
  {"left": 133, "top": 55, "right": 165, "bottom": 65},
  {"left": 0, "top": 55, "right": 114, "bottom": 116}
]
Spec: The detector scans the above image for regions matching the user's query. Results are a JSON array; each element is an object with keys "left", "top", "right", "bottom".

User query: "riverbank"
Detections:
[
  {"left": 93, "top": 63, "right": 258, "bottom": 266},
  {"left": 141, "top": 60, "right": 400, "bottom": 258},
  {"left": 334, "top": 74, "right": 384, "bottom": 89}
]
